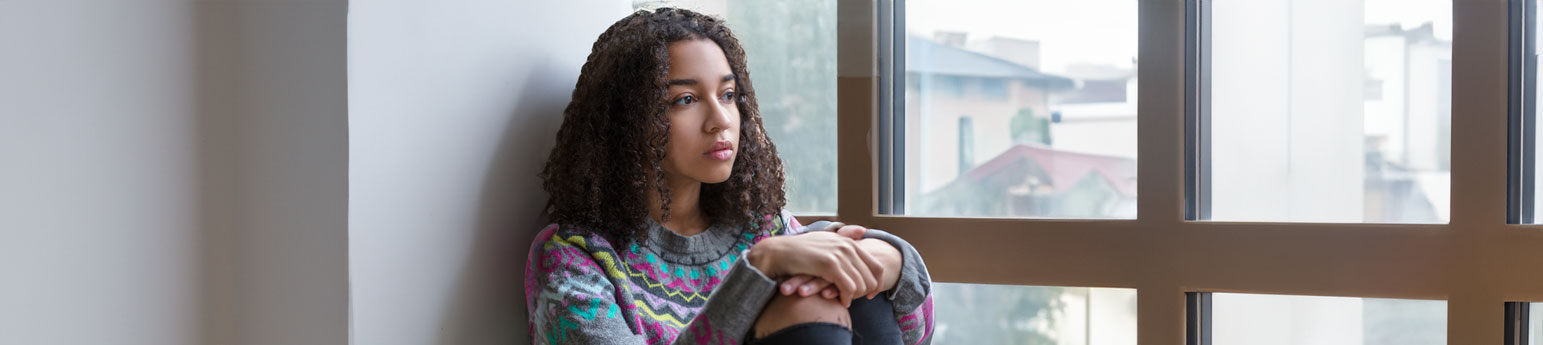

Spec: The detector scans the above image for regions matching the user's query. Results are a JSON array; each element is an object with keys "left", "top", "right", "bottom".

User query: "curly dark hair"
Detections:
[{"left": 539, "top": 8, "right": 787, "bottom": 243}]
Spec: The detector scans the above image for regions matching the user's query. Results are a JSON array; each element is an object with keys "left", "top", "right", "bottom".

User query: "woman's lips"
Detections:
[
  {"left": 704, "top": 140, "right": 734, "bottom": 161},
  {"left": 706, "top": 148, "right": 734, "bottom": 161}
]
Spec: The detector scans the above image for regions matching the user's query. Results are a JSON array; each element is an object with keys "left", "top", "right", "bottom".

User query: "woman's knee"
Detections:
[{"left": 753, "top": 293, "right": 851, "bottom": 338}]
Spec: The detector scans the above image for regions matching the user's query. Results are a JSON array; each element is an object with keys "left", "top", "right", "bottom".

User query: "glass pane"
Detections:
[
  {"left": 933, "top": 283, "right": 1137, "bottom": 345},
  {"left": 632, "top": 0, "right": 838, "bottom": 214},
  {"left": 1212, "top": 293, "right": 1446, "bottom": 345},
  {"left": 901, "top": 0, "right": 1138, "bottom": 218},
  {"left": 1205, "top": 0, "right": 1452, "bottom": 223},
  {"left": 1532, "top": 303, "right": 1542, "bottom": 345}
]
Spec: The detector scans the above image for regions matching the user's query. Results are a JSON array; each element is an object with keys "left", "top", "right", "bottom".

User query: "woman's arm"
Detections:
[
  {"left": 779, "top": 222, "right": 934, "bottom": 345},
  {"left": 527, "top": 227, "right": 647, "bottom": 344},
  {"left": 669, "top": 257, "right": 781, "bottom": 345}
]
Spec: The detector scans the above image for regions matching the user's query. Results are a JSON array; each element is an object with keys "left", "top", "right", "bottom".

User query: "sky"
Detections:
[{"left": 904, "top": 0, "right": 1452, "bottom": 74}]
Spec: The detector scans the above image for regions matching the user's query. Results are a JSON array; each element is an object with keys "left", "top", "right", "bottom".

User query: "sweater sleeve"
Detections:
[
  {"left": 669, "top": 255, "right": 780, "bottom": 345},
  {"left": 861, "top": 228, "right": 934, "bottom": 345},
  {"left": 527, "top": 228, "right": 646, "bottom": 345}
]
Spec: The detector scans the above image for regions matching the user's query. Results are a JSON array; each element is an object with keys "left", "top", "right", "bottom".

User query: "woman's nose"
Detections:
[{"left": 704, "top": 101, "right": 733, "bottom": 133}]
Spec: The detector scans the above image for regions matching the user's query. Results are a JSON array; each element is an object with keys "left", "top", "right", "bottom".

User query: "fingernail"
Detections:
[{"left": 802, "top": 286, "right": 814, "bottom": 294}]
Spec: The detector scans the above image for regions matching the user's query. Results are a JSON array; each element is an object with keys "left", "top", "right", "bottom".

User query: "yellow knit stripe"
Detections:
[{"left": 631, "top": 300, "right": 691, "bottom": 328}]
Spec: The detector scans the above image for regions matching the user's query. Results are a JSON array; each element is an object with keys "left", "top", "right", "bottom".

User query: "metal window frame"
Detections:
[
  {"left": 1507, "top": 302, "right": 1533, "bottom": 345},
  {"left": 877, "top": 0, "right": 906, "bottom": 215},
  {"left": 1184, "top": 0, "right": 1212, "bottom": 221},
  {"left": 1511, "top": 0, "right": 1539, "bottom": 224},
  {"left": 1186, "top": 292, "right": 1213, "bottom": 345}
]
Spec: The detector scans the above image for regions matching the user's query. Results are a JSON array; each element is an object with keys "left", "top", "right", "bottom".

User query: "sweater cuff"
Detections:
[
  {"left": 859, "top": 229, "right": 931, "bottom": 312},
  {"left": 674, "top": 253, "right": 778, "bottom": 344}
]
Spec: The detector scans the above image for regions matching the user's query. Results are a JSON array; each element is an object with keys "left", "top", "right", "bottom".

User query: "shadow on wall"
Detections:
[{"left": 437, "top": 56, "right": 571, "bottom": 344}]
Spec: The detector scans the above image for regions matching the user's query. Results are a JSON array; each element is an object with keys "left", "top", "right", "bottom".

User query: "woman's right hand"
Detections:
[{"left": 746, "top": 231, "right": 883, "bottom": 307}]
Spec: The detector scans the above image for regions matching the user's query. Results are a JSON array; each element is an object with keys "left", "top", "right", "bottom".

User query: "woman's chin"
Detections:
[{"left": 698, "top": 169, "right": 734, "bottom": 184}]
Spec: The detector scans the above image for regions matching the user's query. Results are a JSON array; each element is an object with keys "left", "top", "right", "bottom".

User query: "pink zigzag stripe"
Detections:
[{"left": 916, "top": 296, "right": 934, "bottom": 345}]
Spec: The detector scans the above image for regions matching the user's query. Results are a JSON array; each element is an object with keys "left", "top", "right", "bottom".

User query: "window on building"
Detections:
[{"left": 959, "top": 116, "right": 975, "bottom": 174}]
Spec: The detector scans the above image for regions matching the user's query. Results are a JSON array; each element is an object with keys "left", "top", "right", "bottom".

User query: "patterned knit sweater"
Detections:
[{"left": 525, "top": 210, "right": 933, "bottom": 345}]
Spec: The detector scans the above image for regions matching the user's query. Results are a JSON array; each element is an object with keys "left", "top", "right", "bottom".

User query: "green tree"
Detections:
[{"left": 1011, "top": 108, "right": 1052, "bottom": 146}]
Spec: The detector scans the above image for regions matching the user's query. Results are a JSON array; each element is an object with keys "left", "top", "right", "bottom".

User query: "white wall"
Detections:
[
  {"left": 347, "top": 0, "right": 628, "bottom": 344},
  {"left": 0, "top": 1, "right": 349, "bottom": 344},
  {"left": 214, "top": 1, "right": 351, "bottom": 344},
  {"left": 3, "top": 0, "right": 634, "bottom": 343},
  {"left": 0, "top": 2, "right": 202, "bottom": 343}
]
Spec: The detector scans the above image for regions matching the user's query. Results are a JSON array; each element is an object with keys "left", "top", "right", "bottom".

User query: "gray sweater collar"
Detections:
[{"left": 643, "top": 218, "right": 742, "bottom": 263}]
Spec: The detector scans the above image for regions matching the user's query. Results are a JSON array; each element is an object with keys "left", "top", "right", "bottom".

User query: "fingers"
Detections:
[
  {"left": 799, "top": 278, "right": 833, "bottom": 297},
  {"left": 821, "top": 286, "right": 839, "bottom": 299},
  {"left": 781, "top": 275, "right": 814, "bottom": 296},
  {"left": 826, "top": 253, "right": 860, "bottom": 308},
  {"left": 835, "top": 225, "right": 866, "bottom": 240},
  {"left": 851, "top": 240, "right": 886, "bottom": 299},
  {"left": 838, "top": 241, "right": 876, "bottom": 306}
]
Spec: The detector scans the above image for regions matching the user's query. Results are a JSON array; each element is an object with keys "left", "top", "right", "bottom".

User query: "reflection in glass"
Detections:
[
  {"left": 904, "top": 0, "right": 1138, "bottom": 218},
  {"left": 932, "top": 283, "right": 1137, "bottom": 345},
  {"left": 1206, "top": 0, "right": 1451, "bottom": 223},
  {"left": 1212, "top": 293, "right": 1446, "bottom": 345}
]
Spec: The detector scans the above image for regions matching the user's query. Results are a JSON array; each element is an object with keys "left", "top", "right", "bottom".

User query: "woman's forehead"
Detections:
[{"left": 664, "top": 39, "right": 733, "bottom": 82}]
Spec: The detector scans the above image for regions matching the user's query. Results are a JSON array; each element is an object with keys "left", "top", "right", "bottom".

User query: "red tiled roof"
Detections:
[{"left": 959, "top": 144, "right": 1138, "bottom": 196}]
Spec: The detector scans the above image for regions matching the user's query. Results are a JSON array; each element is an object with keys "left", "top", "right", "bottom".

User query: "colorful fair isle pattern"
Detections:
[{"left": 525, "top": 211, "right": 934, "bottom": 345}]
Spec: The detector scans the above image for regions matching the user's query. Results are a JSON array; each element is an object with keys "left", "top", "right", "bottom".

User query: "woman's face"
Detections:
[{"left": 660, "top": 38, "right": 741, "bottom": 184}]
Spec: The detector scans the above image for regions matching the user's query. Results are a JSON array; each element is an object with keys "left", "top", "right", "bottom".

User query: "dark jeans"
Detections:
[{"left": 748, "top": 296, "right": 902, "bottom": 345}]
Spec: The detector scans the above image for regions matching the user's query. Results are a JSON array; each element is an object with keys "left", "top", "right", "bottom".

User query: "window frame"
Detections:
[
  {"left": 1511, "top": 0, "right": 1539, "bottom": 224},
  {"left": 1506, "top": 301, "right": 1531, "bottom": 345},
  {"left": 817, "top": 0, "right": 1543, "bottom": 344}
]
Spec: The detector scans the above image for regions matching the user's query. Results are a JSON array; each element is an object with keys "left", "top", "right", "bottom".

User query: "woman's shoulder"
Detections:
[
  {"left": 526, "top": 224, "right": 628, "bottom": 283},
  {"left": 529, "top": 223, "right": 620, "bottom": 254}
]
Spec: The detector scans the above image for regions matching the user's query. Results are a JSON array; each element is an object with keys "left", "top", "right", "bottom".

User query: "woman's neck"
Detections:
[{"left": 647, "top": 174, "right": 708, "bottom": 236}]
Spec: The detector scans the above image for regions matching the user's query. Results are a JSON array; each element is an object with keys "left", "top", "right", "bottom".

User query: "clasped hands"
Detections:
[{"left": 745, "top": 223, "right": 902, "bottom": 307}]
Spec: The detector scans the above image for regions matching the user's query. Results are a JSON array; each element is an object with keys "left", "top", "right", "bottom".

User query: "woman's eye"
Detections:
[
  {"left": 673, "top": 95, "right": 695, "bottom": 105},
  {"left": 720, "top": 91, "right": 735, "bottom": 102}
]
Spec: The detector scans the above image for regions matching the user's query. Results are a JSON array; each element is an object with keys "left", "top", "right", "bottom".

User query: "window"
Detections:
[
  {"left": 1195, "top": 292, "right": 1447, "bottom": 345},
  {"left": 896, "top": 0, "right": 1138, "bottom": 219},
  {"left": 933, "top": 283, "right": 1137, "bottom": 345},
  {"left": 816, "top": 0, "right": 1524, "bottom": 343},
  {"left": 632, "top": 0, "right": 838, "bottom": 214},
  {"left": 1196, "top": 0, "right": 1453, "bottom": 223}
]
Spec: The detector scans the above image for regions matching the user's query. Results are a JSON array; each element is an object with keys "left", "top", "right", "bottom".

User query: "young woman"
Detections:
[{"left": 527, "top": 8, "right": 933, "bottom": 345}]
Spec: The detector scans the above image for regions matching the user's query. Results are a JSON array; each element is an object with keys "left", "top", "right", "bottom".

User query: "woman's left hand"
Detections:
[{"left": 778, "top": 224, "right": 902, "bottom": 300}]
